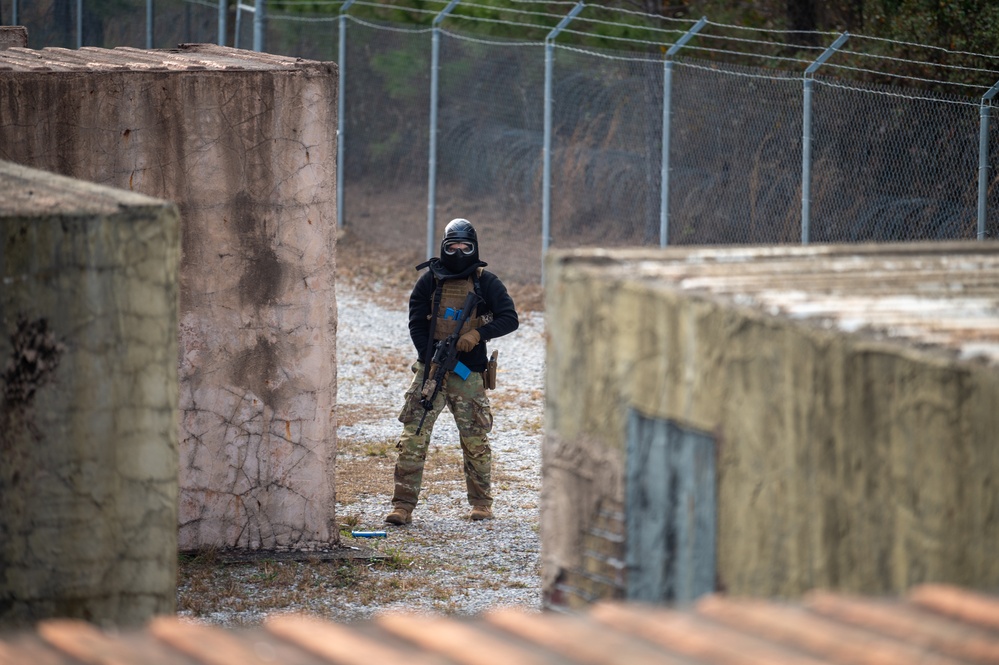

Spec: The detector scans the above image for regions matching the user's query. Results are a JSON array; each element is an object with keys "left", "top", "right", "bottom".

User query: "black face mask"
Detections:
[{"left": 440, "top": 241, "right": 479, "bottom": 274}]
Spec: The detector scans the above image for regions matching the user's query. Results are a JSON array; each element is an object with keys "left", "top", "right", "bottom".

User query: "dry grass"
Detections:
[
  {"left": 176, "top": 516, "right": 486, "bottom": 623},
  {"left": 336, "top": 402, "right": 388, "bottom": 428},
  {"left": 335, "top": 442, "right": 395, "bottom": 505},
  {"left": 489, "top": 386, "right": 544, "bottom": 411},
  {"left": 177, "top": 552, "right": 454, "bottom": 624}
]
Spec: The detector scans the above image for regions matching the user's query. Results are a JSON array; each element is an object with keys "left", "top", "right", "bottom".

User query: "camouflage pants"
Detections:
[{"left": 392, "top": 361, "right": 493, "bottom": 510}]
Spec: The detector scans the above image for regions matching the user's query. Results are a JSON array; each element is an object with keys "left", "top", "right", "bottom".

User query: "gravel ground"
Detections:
[
  {"left": 333, "top": 277, "right": 546, "bottom": 618},
  {"left": 177, "top": 266, "right": 546, "bottom": 624}
]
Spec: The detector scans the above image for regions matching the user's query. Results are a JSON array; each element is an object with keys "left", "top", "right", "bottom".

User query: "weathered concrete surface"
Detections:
[
  {"left": 0, "top": 45, "right": 339, "bottom": 550},
  {"left": 0, "top": 27, "right": 27, "bottom": 49},
  {"left": 0, "top": 160, "right": 180, "bottom": 627},
  {"left": 543, "top": 243, "right": 999, "bottom": 605}
]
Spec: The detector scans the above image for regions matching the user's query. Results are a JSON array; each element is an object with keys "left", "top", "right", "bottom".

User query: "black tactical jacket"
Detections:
[{"left": 408, "top": 264, "right": 519, "bottom": 372}]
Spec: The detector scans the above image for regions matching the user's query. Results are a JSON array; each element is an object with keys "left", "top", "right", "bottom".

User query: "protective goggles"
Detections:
[{"left": 443, "top": 240, "right": 475, "bottom": 256}]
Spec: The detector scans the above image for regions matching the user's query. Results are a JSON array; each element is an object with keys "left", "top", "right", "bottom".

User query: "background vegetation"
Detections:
[
  {"left": 11, "top": 0, "right": 998, "bottom": 89},
  {"left": 264, "top": 0, "right": 999, "bottom": 88}
]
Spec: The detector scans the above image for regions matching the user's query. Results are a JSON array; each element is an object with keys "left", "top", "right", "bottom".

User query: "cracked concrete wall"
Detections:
[
  {"left": 543, "top": 247, "right": 999, "bottom": 603},
  {"left": 1, "top": 160, "right": 180, "bottom": 627},
  {"left": 0, "top": 50, "right": 339, "bottom": 550}
]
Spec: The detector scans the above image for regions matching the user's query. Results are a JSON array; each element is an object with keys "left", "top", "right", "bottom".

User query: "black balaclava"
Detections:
[{"left": 439, "top": 218, "right": 480, "bottom": 275}]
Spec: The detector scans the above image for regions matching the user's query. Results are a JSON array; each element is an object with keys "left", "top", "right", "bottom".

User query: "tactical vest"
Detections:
[{"left": 430, "top": 272, "right": 490, "bottom": 340}]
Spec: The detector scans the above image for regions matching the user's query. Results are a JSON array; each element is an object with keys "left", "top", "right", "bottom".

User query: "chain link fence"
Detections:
[
  {"left": 7, "top": 1, "right": 999, "bottom": 284},
  {"left": 550, "top": 46, "right": 664, "bottom": 248},
  {"left": 341, "top": 19, "right": 430, "bottom": 254},
  {"left": 810, "top": 81, "right": 987, "bottom": 243},
  {"left": 10, "top": 0, "right": 216, "bottom": 49},
  {"left": 435, "top": 32, "right": 545, "bottom": 272},
  {"left": 669, "top": 61, "right": 803, "bottom": 245}
]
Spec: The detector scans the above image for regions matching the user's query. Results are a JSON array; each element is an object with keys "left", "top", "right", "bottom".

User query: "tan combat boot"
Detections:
[
  {"left": 385, "top": 506, "right": 412, "bottom": 525},
  {"left": 469, "top": 505, "right": 493, "bottom": 521}
]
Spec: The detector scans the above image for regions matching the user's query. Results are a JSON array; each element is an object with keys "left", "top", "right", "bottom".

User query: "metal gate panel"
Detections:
[{"left": 626, "top": 411, "right": 716, "bottom": 603}]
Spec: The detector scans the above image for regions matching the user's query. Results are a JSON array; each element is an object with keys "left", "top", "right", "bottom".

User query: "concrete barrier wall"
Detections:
[
  {"left": 0, "top": 27, "right": 27, "bottom": 49},
  {"left": 543, "top": 245, "right": 999, "bottom": 607},
  {"left": 0, "top": 45, "right": 339, "bottom": 550},
  {"left": 1, "top": 161, "right": 180, "bottom": 626}
]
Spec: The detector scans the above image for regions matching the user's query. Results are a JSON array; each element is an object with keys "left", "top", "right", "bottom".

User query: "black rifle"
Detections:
[{"left": 415, "top": 290, "right": 480, "bottom": 435}]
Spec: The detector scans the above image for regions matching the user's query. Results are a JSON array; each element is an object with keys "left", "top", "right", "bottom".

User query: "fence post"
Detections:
[
  {"left": 76, "top": 0, "right": 83, "bottom": 47},
  {"left": 218, "top": 0, "right": 226, "bottom": 45},
  {"left": 253, "top": 0, "right": 265, "bottom": 52},
  {"left": 660, "top": 17, "right": 706, "bottom": 248},
  {"left": 337, "top": 0, "right": 357, "bottom": 229},
  {"left": 541, "top": 0, "right": 585, "bottom": 280},
  {"left": 801, "top": 32, "right": 848, "bottom": 244},
  {"left": 147, "top": 0, "right": 154, "bottom": 49},
  {"left": 12, "top": 0, "right": 17, "bottom": 26},
  {"left": 977, "top": 80, "right": 999, "bottom": 240},
  {"left": 234, "top": 3, "right": 245, "bottom": 48},
  {"left": 426, "top": 0, "right": 461, "bottom": 259}
]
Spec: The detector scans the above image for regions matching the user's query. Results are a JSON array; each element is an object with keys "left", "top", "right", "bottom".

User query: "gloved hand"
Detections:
[{"left": 456, "top": 329, "right": 480, "bottom": 353}]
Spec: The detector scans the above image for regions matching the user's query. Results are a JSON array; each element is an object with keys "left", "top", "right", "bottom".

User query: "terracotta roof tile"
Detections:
[
  {"left": 592, "top": 601, "right": 830, "bottom": 665},
  {"left": 486, "top": 606, "right": 695, "bottom": 665},
  {"left": 2, "top": 584, "right": 998, "bottom": 665},
  {"left": 805, "top": 591, "right": 999, "bottom": 664},
  {"left": 147, "top": 616, "right": 283, "bottom": 665},
  {"left": 0, "top": 634, "right": 73, "bottom": 665},
  {"left": 264, "top": 614, "right": 449, "bottom": 665},
  {"left": 37, "top": 619, "right": 191, "bottom": 665},
  {"left": 696, "top": 594, "right": 970, "bottom": 665},
  {"left": 910, "top": 585, "right": 999, "bottom": 633},
  {"left": 375, "top": 612, "right": 557, "bottom": 665}
]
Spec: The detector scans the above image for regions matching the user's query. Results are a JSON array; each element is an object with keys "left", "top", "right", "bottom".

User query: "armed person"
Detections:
[{"left": 385, "top": 218, "right": 519, "bottom": 525}]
